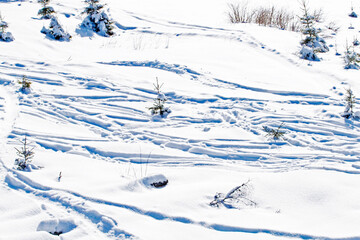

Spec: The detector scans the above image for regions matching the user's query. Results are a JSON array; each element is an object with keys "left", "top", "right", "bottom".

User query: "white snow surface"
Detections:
[{"left": 1, "top": 0, "right": 360, "bottom": 239}]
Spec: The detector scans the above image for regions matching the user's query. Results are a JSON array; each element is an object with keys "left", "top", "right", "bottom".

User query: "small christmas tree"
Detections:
[
  {"left": 41, "top": 17, "right": 71, "bottom": 41},
  {"left": 299, "top": 0, "right": 328, "bottom": 61},
  {"left": 81, "top": 0, "right": 114, "bottom": 37},
  {"left": 344, "top": 42, "right": 360, "bottom": 69},
  {"left": 38, "top": 0, "right": 55, "bottom": 19},
  {"left": 149, "top": 78, "right": 171, "bottom": 117},
  {"left": 18, "top": 75, "right": 32, "bottom": 93},
  {"left": 14, "top": 136, "right": 35, "bottom": 170},
  {"left": 0, "top": 13, "right": 14, "bottom": 42},
  {"left": 342, "top": 88, "right": 356, "bottom": 119}
]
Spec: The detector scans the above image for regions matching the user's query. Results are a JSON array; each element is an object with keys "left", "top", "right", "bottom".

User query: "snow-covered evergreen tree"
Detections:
[
  {"left": 14, "top": 136, "right": 35, "bottom": 170},
  {"left": 299, "top": 0, "right": 328, "bottom": 61},
  {"left": 41, "top": 17, "right": 71, "bottom": 41},
  {"left": 38, "top": 0, "right": 55, "bottom": 19},
  {"left": 18, "top": 75, "right": 32, "bottom": 93},
  {"left": 149, "top": 78, "right": 171, "bottom": 117},
  {"left": 341, "top": 88, "right": 356, "bottom": 119},
  {"left": 0, "top": 13, "right": 14, "bottom": 42},
  {"left": 81, "top": 0, "right": 114, "bottom": 37},
  {"left": 344, "top": 42, "right": 360, "bottom": 69}
]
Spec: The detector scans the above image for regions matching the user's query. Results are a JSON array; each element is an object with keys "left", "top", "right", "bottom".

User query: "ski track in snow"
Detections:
[{"left": 4, "top": 167, "right": 359, "bottom": 240}]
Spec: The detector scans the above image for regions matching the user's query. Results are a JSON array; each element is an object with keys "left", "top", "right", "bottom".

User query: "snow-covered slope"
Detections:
[{"left": 1, "top": 0, "right": 360, "bottom": 239}]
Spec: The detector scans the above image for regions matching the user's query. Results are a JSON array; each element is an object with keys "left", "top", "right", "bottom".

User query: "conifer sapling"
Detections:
[
  {"left": 14, "top": 136, "right": 35, "bottom": 170},
  {"left": 344, "top": 42, "right": 360, "bottom": 69},
  {"left": 38, "top": 0, "right": 55, "bottom": 19},
  {"left": 299, "top": 0, "right": 328, "bottom": 61},
  {"left": 18, "top": 75, "right": 32, "bottom": 93},
  {"left": 81, "top": 0, "right": 114, "bottom": 37},
  {"left": 41, "top": 17, "right": 72, "bottom": 41},
  {"left": 342, "top": 88, "right": 356, "bottom": 119},
  {"left": 0, "top": 13, "right": 14, "bottom": 42},
  {"left": 149, "top": 78, "right": 171, "bottom": 117}
]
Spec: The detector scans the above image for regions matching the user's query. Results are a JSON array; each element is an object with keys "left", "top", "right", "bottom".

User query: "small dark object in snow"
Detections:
[
  {"left": 50, "top": 231, "right": 63, "bottom": 236},
  {"left": 341, "top": 112, "right": 351, "bottom": 119},
  {"left": 151, "top": 180, "right": 168, "bottom": 188}
]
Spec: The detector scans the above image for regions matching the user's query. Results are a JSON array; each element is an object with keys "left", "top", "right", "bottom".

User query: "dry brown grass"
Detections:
[{"left": 227, "top": 2, "right": 322, "bottom": 32}]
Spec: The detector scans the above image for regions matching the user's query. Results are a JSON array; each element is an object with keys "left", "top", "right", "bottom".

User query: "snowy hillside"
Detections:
[{"left": 1, "top": 0, "right": 360, "bottom": 239}]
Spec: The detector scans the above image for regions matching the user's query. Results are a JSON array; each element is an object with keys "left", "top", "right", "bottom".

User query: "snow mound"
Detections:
[
  {"left": 0, "top": 31, "right": 14, "bottom": 42},
  {"left": 37, "top": 218, "right": 77, "bottom": 235},
  {"left": 141, "top": 174, "right": 168, "bottom": 188}
]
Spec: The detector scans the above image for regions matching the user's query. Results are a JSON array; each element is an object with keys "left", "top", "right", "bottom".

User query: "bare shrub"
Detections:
[
  {"left": 326, "top": 21, "right": 340, "bottom": 33},
  {"left": 312, "top": 8, "right": 324, "bottom": 23},
  {"left": 228, "top": 2, "right": 253, "bottom": 23},
  {"left": 210, "top": 180, "right": 256, "bottom": 209},
  {"left": 228, "top": 3, "right": 298, "bottom": 31},
  {"left": 274, "top": 8, "right": 296, "bottom": 30}
]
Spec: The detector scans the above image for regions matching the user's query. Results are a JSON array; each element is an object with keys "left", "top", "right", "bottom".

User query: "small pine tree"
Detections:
[
  {"left": 81, "top": 0, "right": 114, "bottom": 37},
  {"left": 344, "top": 42, "right": 360, "bottom": 69},
  {"left": 299, "top": 0, "right": 328, "bottom": 61},
  {"left": 149, "top": 78, "right": 171, "bottom": 117},
  {"left": 41, "top": 17, "right": 71, "bottom": 41},
  {"left": 342, "top": 88, "right": 356, "bottom": 119},
  {"left": 38, "top": 0, "right": 55, "bottom": 19},
  {"left": 0, "top": 13, "right": 14, "bottom": 42},
  {"left": 18, "top": 75, "right": 32, "bottom": 93},
  {"left": 14, "top": 136, "right": 35, "bottom": 170}
]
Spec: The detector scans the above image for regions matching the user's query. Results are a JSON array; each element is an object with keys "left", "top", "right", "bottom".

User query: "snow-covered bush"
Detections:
[
  {"left": 149, "top": 78, "right": 171, "bottom": 117},
  {"left": 18, "top": 75, "right": 32, "bottom": 93},
  {"left": 0, "top": 13, "right": 14, "bottom": 42},
  {"left": 341, "top": 88, "right": 356, "bottom": 119},
  {"left": 210, "top": 180, "right": 256, "bottom": 209},
  {"left": 14, "top": 137, "right": 35, "bottom": 170},
  {"left": 81, "top": 0, "right": 114, "bottom": 37},
  {"left": 38, "top": 0, "right": 55, "bottom": 19},
  {"left": 41, "top": 17, "right": 71, "bottom": 41},
  {"left": 299, "top": 0, "right": 328, "bottom": 61},
  {"left": 300, "top": 46, "right": 320, "bottom": 61},
  {"left": 344, "top": 43, "right": 360, "bottom": 69}
]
